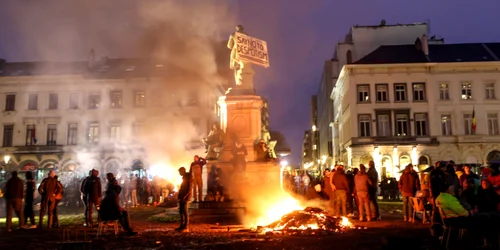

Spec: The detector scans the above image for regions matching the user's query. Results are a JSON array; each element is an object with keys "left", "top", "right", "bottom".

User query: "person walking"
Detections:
[
  {"left": 24, "top": 171, "right": 37, "bottom": 228},
  {"left": 38, "top": 170, "right": 60, "bottom": 229},
  {"left": 5, "top": 171, "right": 25, "bottom": 232},
  {"left": 176, "top": 167, "right": 192, "bottom": 232}
]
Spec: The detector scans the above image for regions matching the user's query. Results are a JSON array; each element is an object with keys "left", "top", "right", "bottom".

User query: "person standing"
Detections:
[
  {"left": 5, "top": 171, "right": 25, "bottom": 232},
  {"left": 354, "top": 165, "right": 372, "bottom": 221},
  {"left": 189, "top": 155, "right": 207, "bottom": 203},
  {"left": 80, "top": 170, "right": 92, "bottom": 226},
  {"left": 322, "top": 169, "right": 334, "bottom": 213},
  {"left": 52, "top": 175, "right": 64, "bottom": 228},
  {"left": 331, "top": 165, "right": 350, "bottom": 217},
  {"left": 24, "top": 171, "right": 37, "bottom": 228},
  {"left": 176, "top": 167, "right": 192, "bottom": 232},
  {"left": 398, "top": 164, "right": 420, "bottom": 222},
  {"left": 367, "top": 161, "right": 381, "bottom": 220},
  {"left": 38, "top": 170, "right": 60, "bottom": 229},
  {"left": 83, "top": 169, "right": 102, "bottom": 227},
  {"left": 129, "top": 174, "right": 138, "bottom": 208}
]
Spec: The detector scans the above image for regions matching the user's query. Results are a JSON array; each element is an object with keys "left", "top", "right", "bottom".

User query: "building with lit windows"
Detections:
[
  {"left": 331, "top": 35, "right": 500, "bottom": 179},
  {"left": 315, "top": 21, "right": 444, "bottom": 168},
  {"left": 0, "top": 53, "right": 228, "bottom": 181}
]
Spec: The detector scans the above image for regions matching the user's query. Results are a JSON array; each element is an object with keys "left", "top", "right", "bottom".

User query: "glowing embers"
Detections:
[{"left": 258, "top": 207, "right": 354, "bottom": 234}]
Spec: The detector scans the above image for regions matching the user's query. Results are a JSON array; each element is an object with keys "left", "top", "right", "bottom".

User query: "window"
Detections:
[
  {"left": 485, "top": 82, "right": 496, "bottom": 100},
  {"left": 414, "top": 113, "right": 428, "bottom": 136},
  {"left": 461, "top": 82, "right": 472, "bottom": 99},
  {"left": 134, "top": 91, "right": 145, "bottom": 107},
  {"left": 67, "top": 123, "right": 77, "bottom": 145},
  {"left": 346, "top": 50, "right": 352, "bottom": 64},
  {"left": 377, "top": 114, "right": 391, "bottom": 136},
  {"left": 110, "top": 125, "right": 121, "bottom": 141},
  {"left": 394, "top": 83, "right": 407, "bottom": 102},
  {"left": 441, "top": 115, "right": 452, "bottom": 136},
  {"left": 395, "top": 114, "right": 409, "bottom": 136},
  {"left": 48, "top": 93, "right": 58, "bottom": 110},
  {"left": 88, "top": 93, "right": 100, "bottom": 109},
  {"left": 439, "top": 83, "right": 450, "bottom": 100},
  {"left": 87, "top": 122, "right": 99, "bottom": 143},
  {"left": 5, "top": 94, "right": 15, "bottom": 111},
  {"left": 28, "top": 94, "right": 38, "bottom": 110},
  {"left": 110, "top": 91, "right": 122, "bottom": 108},
  {"left": 358, "top": 114, "right": 371, "bottom": 137},
  {"left": 47, "top": 124, "right": 57, "bottom": 145},
  {"left": 375, "top": 84, "right": 388, "bottom": 102},
  {"left": 413, "top": 83, "right": 426, "bottom": 101},
  {"left": 463, "top": 114, "right": 473, "bottom": 135},
  {"left": 187, "top": 91, "right": 199, "bottom": 106},
  {"left": 2, "top": 125, "right": 13, "bottom": 147},
  {"left": 69, "top": 93, "right": 79, "bottom": 109},
  {"left": 357, "top": 85, "right": 370, "bottom": 102},
  {"left": 487, "top": 113, "right": 499, "bottom": 135},
  {"left": 26, "top": 124, "right": 36, "bottom": 145}
]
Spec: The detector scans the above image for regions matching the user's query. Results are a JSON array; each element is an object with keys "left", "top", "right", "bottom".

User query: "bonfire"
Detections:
[{"left": 257, "top": 207, "right": 353, "bottom": 234}]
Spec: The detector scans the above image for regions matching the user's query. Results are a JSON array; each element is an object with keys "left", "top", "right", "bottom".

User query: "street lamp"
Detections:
[
  {"left": 279, "top": 160, "right": 289, "bottom": 191},
  {"left": 4, "top": 155, "right": 10, "bottom": 164}
]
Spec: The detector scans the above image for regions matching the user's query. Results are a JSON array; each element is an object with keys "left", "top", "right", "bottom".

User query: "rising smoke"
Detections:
[{"left": 0, "top": 0, "right": 236, "bottom": 184}]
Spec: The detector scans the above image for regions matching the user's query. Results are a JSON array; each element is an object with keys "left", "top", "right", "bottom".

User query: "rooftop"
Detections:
[{"left": 353, "top": 42, "right": 500, "bottom": 64}]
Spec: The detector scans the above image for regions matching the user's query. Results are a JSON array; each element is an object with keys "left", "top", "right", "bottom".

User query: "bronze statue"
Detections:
[
  {"left": 227, "top": 25, "right": 254, "bottom": 88},
  {"left": 202, "top": 123, "right": 225, "bottom": 160}
]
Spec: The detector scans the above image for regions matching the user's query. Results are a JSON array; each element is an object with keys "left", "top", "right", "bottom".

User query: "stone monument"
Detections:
[{"left": 190, "top": 25, "right": 278, "bottom": 224}]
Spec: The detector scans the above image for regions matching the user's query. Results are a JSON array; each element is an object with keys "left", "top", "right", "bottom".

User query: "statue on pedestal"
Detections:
[
  {"left": 227, "top": 25, "right": 255, "bottom": 90},
  {"left": 254, "top": 126, "right": 278, "bottom": 162},
  {"left": 202, "top": 122, "right": 225, "bottom": 160}
]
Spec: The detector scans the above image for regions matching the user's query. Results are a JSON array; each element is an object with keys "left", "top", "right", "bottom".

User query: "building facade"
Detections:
[
  {"left": 0, "top": 56, "right": 224, "bottom": 182},
  {"left": 315, "top": 21, "right": 444, "bottom": 168},
  {"left": 331, "top": 36, "right": 500, "bottom": 179}
]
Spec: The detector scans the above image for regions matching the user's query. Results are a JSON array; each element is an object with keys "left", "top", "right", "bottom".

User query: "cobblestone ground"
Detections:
[{"left": 0, "top": 204, "right": 436, "bottom": 250}]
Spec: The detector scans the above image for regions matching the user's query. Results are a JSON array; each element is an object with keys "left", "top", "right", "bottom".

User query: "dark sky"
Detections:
[{"left": 1, "top": 0, "right": 500, "bottom": 164}]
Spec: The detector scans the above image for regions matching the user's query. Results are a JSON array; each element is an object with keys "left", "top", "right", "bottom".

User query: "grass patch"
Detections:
[
  {"left": 379, "top": 201, "right": 403, "bottom": 213},
  {"left": 0, "top": 214, "right": 94, "bottom": 226},
  {"left": 148, "top": 213, "right": 180, "bottom": 223}
]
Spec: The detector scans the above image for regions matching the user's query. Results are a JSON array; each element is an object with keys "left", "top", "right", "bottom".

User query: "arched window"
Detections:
[
  {"left": 487, "top": 150, "right": 500, "bottom": 161},
  {"left": 418, "top": 156, "right": 429, "bottom": 165},
  {"left": 346, "top": 50, "right": 353, "bottom": 64}
]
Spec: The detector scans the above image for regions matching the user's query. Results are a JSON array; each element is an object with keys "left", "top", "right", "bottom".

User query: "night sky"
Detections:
[{"left": 1, "top": 0, "right": 500, "bottom": 164}]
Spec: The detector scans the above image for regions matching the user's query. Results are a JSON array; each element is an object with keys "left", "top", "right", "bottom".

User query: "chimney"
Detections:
[
  {"left": 421, "top": 34, "right": 429, "bottom": 56},
  {"left": 88, "top": 49, "right": 95, "bottom": 68}
]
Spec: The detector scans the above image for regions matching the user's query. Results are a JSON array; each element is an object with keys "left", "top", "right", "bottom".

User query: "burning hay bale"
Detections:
[{"left": 257, "top": 207, "right": 353, "bottom": 234}]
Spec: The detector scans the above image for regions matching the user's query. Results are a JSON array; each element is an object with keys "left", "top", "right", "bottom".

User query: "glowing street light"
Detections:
[
  {"left": 279, "top": 160, "right": 289, "bottom": 191},
  {"left": 3, "top": 155, "right": 10, "bottom": 164}
]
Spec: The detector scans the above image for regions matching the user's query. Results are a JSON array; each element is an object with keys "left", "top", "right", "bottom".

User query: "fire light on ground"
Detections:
[
  {"left": 149, "top": 163, "right": 182, "bottom": 191},
  {"left": 247, "top": 192, "right": 303, "bottom": 228}
]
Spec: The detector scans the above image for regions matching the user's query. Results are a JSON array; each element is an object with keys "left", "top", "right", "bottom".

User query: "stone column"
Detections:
[{"left": 217, "top": 95, "right": 263, "bottom": 163}]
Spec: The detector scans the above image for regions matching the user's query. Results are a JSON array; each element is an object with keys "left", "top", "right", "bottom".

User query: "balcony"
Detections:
[{"left": 14, "top": 145, "right": 64, "bottom": 154}]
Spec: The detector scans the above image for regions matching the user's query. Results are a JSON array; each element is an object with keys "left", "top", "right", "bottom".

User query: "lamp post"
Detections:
[{"left": 280, "top": 160, "right": 288, "bottom": 191}]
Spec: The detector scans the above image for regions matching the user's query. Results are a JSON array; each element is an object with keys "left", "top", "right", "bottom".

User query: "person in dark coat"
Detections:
[
  {"left": 83, "top": 169, "right": 101, "bottom": 227},
  {"left": 38, "top": 170, "right": 60, "bottom": 229},
  {"left": 100, "top": 173, "right": 137, "bottom": 236},
  {"left": 5, "top": 171, "right": 25, "bottom": 232},
  {"left": 231, "top": 141, "right": 247, "bottom": 172},
  {"left": 176, "top": 167, "right": 192, "bottom": 232},
  {"left": 367, "top": 161, "right": 380, "bottom": 220},
  {"left": 80, "top": 170, "right": 92, "bottom": 226},
  {"left": 24, "top": 171, "right": 36, "bottom": 228}
]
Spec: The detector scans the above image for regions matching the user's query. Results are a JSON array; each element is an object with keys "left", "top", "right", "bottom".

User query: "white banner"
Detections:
[{"left": 235, "top": 33, "right": 270, "bottom": 68}]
